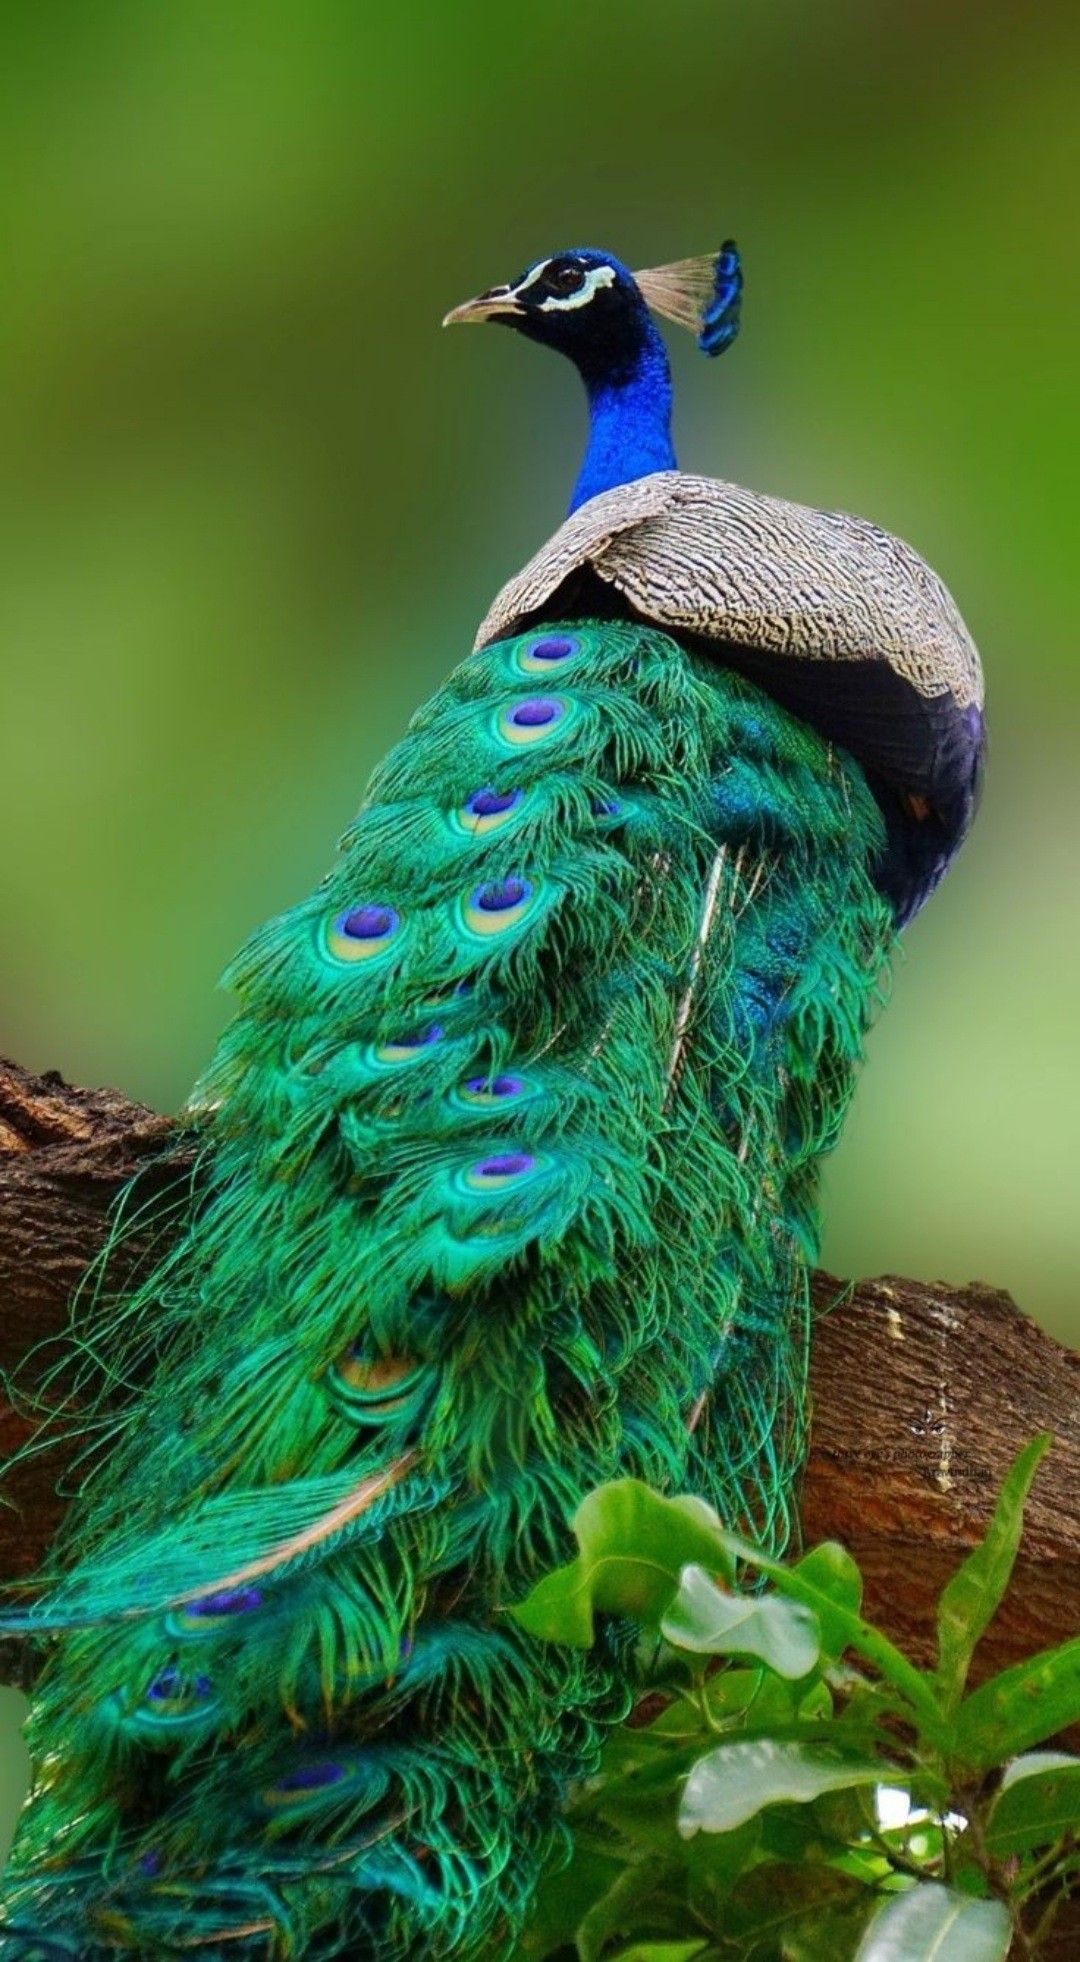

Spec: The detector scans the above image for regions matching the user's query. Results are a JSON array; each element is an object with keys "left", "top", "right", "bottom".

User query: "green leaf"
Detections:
[
  {"left": 678, "top": 1739, "right": 883, "bottom": 1838},
  {"left": 590, "top": 1788, "right": 687, "bottom": 1850},
  {"left": 575, "top": 1856, "right": 684, "bottom": 1962},
  {"left": 516, "top": 1845, "right": 625, "bottom": 1957},
  {"left": 710, "top": 1529, "right": 946, "bottom": 1744},
  {"left": 828, "top": 1679, "right": 904, "bottom": 1759},
  {"left": 853, "top": 1883, "right": 1011, "bottom": 1960},
  {"left": 999, "top": 1747, "right": 1077, "bottom": 1787},
  {"left": 810, "top": 1784, "right": 880, "bottom": 1847},
  {"left": 683, "top": 1817, "right": 762, "bottom": 1922},
  {"left": 953, "top": 1637, "right": 1080, "bottom": 1771},
  {"left": 660, "top": 1564, "right": 820, "bottom": 1678},
  {"left": 656, "top": 1667, "right": 798, "bottom": 1735},
  {"left": 790, "top": 1542, "right": 863, "bottom": 1660},
  {"left": 758, "top": 1800, "right": 844, "bottom": 1865},
  {"left": 935, "top": 1434, "right": 1052, "bottom": 1710},
  {"left": 609, "top": 1947, "right": 707, "bottom": 1961},
  {"left": 702, "top": 1663, "right": 805, "bottom": 1726},
  {"left": 782, "top": 1895, "right": 880, "bottom": 1961},
  {"left": 985, "top": 1751, "right": 1080, "bottom": 1854},
  {"left": 508, "top": 1483, "right": 734, "bottom": 1646},
  {"left": 722, "top": 1863, "right": 870, "bottom": 1946},
  {"left": 574, "top": 1678, "right": 793, "bottom": 1837}
]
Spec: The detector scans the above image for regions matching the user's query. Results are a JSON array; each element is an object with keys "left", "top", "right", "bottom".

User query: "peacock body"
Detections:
[{"left": 0, "top": 244, "right": 983, "bottom": 1959}]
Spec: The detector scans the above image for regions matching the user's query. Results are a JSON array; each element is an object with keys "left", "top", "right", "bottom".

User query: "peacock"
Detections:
[{"left": 0, "top": 242, "right": 984, "bottom": 1959}]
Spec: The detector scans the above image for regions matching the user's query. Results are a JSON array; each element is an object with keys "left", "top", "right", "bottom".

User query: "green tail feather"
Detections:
[{"left": 1, "top": 621, "right": 893, "bottom": 1957}]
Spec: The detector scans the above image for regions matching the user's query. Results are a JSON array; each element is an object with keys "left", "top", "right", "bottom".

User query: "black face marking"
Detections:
[
  {"left": 540, "top": 258, "right": 587, "bottom": 297},
  {"left": 479, "top": 249, "right": 654, "bottom": 392},
  {"left": 512, "top": 256, "right": 592, "bottom": 303}
]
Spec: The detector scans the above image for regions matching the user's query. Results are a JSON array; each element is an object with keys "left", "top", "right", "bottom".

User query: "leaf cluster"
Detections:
[{"left": 506, "top": 1437, "right": 1078, "bottom": 1961}]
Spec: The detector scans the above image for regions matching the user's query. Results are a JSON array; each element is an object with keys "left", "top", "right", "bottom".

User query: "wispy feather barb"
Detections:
[{"left": 635, "top": 241, "right": 743, "bottom": 355}]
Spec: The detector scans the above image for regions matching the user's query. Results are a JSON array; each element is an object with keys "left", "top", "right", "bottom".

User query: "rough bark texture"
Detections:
[
  {"left": 0, "top": 1057, "right": 180, "bottom": 1675},
  {"left": 805, "top": 1269, "right": 1079, "bottom": 1681},
  {"left": 1, "top": 1054, "right": 1078, "bottom": 1956}
]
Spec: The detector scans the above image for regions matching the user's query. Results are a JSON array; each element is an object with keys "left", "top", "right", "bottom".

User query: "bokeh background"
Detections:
[{"left": 1, "top": 0, "right": 1077, "bottom": 1857}]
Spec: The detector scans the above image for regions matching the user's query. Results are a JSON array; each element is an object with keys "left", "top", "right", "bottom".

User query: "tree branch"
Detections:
[{"left": 1, "top": 1055, "right": 1077, "bottom": 1694}]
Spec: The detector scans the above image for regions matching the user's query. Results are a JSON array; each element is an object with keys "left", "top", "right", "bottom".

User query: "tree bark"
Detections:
[{"left": 1, "top": 1054, "right": 1077, "bottom": 1693}]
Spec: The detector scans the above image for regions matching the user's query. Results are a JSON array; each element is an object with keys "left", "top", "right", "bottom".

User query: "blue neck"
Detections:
[{"left": 568, "top": 328, "right": 676, "bottom": 514}]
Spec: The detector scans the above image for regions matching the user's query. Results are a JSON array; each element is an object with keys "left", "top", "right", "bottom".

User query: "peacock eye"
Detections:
[{"left": 544, "top": 260, "right": 586, "bottom": 296}]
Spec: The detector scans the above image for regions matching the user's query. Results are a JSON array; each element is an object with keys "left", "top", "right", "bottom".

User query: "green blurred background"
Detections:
[{"left": 0, "top": 0, "right": 1077, "bottom": 1855}]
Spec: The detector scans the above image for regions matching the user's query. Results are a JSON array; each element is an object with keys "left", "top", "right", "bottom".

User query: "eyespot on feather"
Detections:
[
  {"left": 452, "top": 1071, "right": 533, "bottom": 1111},
  {"left": 459, "top": 1150, "right": 541, "bottom": 1192},
  {"left": 494, "top": 695, "right": 571, "bottom": 747},
  {"left": 513, "top": 633, "right": 582, "bottom": 674},
  {"left": 167, "top": 1586, "right": 264, "bottom": 1638},
  {"left": 324, "top": 903, "right": 402, "bottom": 964},
  {"left": 260, "top": 1759, "right": 347, "bottom": 1811},
  {"left": 458, "top": 875, "right": 538, "bottom": 938},
  {"left": 324, "top": 1350, "right": 434, "bottom": 1427},
  {"left": 257, "top": 1752, "right": 386, "bottom": 1817},
  {"left": 146, "top": 1664, "right": 212, "bottom": 1705},
  {"left": 117, "top": 1666, "right": 219, "bottom": 1737},
  {"left": 369, "top": 1025, "right": 445, "bottom": 1066},
  {"left": 274, "top": 1761, "right": 344, "bottom": 1791},
  {"left": 451, "top": 785, "right": 526, "bottom": 836},
  {"left": 591, "top": 794, "right": 623, "bottom": 825}
]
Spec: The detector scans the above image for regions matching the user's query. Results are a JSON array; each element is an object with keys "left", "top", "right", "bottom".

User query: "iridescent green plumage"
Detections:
[{"left": 1, "top": 620, "right": 893, "bottom": 1957}]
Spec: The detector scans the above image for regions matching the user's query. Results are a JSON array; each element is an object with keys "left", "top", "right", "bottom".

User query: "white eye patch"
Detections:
[{"left": 538, "top": 264, "right": 617, "bottom": 312}]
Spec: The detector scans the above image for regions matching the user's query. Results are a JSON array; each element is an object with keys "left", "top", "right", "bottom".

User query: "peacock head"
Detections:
[
  {"left": 445, "top": 244, "right": 742, "bottom": 512},
  {"left": 443, "top": 245, "right": 743, "bottom": 373}
]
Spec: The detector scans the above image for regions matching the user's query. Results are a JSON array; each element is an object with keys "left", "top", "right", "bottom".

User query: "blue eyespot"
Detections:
[
  {"left": 450, "top": 1070, "right": 538, "bottom": 1116},
  {"left": 168, "top": 1585, "right": 264, "bottom": 1637},
  {"left": 592, "top": 794, "right": 622, "bottom": 823},
  {"left": 371, "top": 1024, "right": 444, "bottom": 1065},
  {"left": 469, "top": 786, "right": 520, "bottom": 816},
  {"left": 460, "top": 875, "right": 537, "bottom": 938},
  {"left": 325, "top": 903, "right": 402, "bottom": 964},
  {"left": 462, "top": 1150, "right": 538, "bottom": 1190},
  {"left": 276, "top": 1761, "right": 344, "bottom": 1793},
  {"left": 341, "top": 905, "right": 395, "bottom": 938},
  {"left": 260, "top": 1758, "right": 355, "bottom": 1812},
  {"left": 514, "top": 634, "right": 582, "bottom": 674},
  {"left": 113, "top": 1664, "right": 219, "bottom": 1736},
  {"left": 462, "top": 1073, "right": 526, "bottom": 1101},
  {"left": 478, "top": 877, "right": 527, "bottom": 911},
  {"left": 495, "top": 695, "right": 571, "bottom": 747},
  {"left": 146, "top": 1666, "right": 212, "bottom": 1705},
  {"left": 452, "top": 784, "right": 526, "bottom": 836}
]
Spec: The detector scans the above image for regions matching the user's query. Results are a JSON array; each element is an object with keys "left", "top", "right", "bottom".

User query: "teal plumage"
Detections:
[{"left": 1, "top": 620, "right": 893, "bottom": 1957}]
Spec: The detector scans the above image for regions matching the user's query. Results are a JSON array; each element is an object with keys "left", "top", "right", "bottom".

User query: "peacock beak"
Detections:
[{"left": 442, "top": 285, "right": 523, "bottom": 327}]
